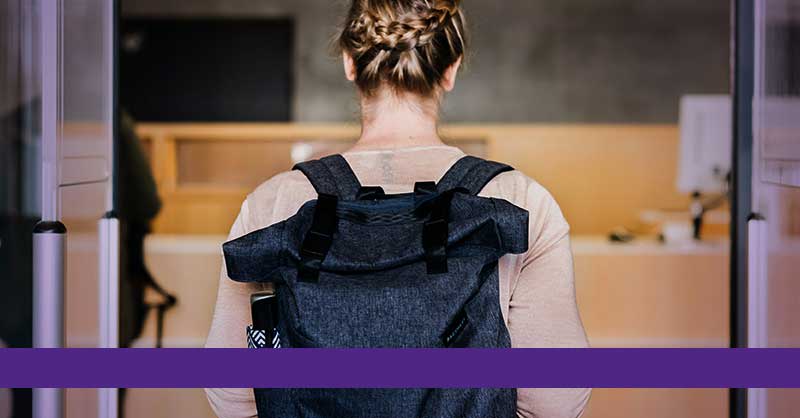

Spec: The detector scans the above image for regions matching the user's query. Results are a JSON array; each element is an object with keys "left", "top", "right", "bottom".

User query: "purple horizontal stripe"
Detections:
[{"left": 0, "top": 348, "right": 799, "bottom": 388}]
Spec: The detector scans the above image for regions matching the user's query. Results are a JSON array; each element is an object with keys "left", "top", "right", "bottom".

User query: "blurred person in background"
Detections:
[{"left": 117, "top": 111, "right": 176, "bottom": 416}]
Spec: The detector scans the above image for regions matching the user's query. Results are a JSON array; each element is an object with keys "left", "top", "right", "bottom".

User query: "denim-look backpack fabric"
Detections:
[{"left": 223, "top": 155, "right": 529, "bottom": 418}]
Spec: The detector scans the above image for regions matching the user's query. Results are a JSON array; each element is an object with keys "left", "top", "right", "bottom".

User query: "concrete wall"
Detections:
[{"left": 122, "top": 0, "right": 730, "bottom": 123}]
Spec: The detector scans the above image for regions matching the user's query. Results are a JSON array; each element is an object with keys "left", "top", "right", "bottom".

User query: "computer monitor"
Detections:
[
  {"left": 120, "top": 18, "right": 294, "bottom": 122},
  {"left": 677, "top": 95, "right": 732, "bottom": 194}
]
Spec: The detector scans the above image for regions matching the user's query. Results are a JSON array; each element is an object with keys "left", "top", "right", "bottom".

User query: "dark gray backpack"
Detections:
[{"left": 223, "top": 154, "right": 529, "bottom": 418}]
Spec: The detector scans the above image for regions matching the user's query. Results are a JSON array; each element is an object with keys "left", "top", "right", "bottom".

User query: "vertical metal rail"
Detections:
[
  {"left": 98, "top": 216, "right": 119, "bottom": 418},
  {"left": 99, "top": 0, "right": 121, "bottom": 417},
  {"left": 730, "top": 0, "right": 754, "bottom": 416},
  {"left": 745, "top": 0, "right": 767, "bottom": 416},
  {"left": 32, "top": 222, "right": 65, "bottom": 418},
  {"left": 747, "top": 216, "right": 768, "bottom": 418},
  {"left": 33, "top": 0, "right": 65, "bottom": 417}
]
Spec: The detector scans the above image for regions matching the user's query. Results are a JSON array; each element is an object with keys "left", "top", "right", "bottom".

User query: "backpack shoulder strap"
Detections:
[
  {"left": 436, "top": 156, "right": 514, "bottom": 195},
  {"left": 293, "top": 154, "right": 362, "bottom": 200}
]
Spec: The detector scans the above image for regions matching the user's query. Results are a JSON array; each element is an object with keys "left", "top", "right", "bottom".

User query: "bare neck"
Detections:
[{"left": 350, "top": 91, "right": 445, "bottom": 152}]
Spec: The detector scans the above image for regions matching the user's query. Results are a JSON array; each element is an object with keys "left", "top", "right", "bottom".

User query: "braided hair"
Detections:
[{"left": 338, "top": 0, "right": 466, "bottom": 96}]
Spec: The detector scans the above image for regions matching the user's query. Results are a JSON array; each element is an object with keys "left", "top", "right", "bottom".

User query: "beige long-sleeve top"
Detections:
[{"left": 205, "top": 145, "right": 591, "bottom": 418}]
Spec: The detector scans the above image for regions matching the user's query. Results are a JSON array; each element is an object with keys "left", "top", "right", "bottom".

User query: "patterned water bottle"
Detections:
[{"left": 248, "top": 292, "right": 281, "bottom": 349}]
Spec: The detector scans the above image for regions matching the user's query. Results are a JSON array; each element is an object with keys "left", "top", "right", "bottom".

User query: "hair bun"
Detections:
[
  {"left": 339, "top": 0, "right": 467, "bottom": 96},
  {"left": 365, "top": 4, "right": 451, "bottom": 53},
  {"left": 370, "top": 15, "right": 426, "bottom": 52}
]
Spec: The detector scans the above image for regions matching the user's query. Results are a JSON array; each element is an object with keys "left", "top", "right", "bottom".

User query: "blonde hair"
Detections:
[{"left": 338, "top": 0, "right": 466, "bottom": 97}]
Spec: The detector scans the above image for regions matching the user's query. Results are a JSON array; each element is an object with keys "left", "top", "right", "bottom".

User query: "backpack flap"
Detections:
[
  {"left": 223, "top": 154, "right": 530, "bottom": 283},
  {"left": 279, "top": 193, "right": 528, "bottom": 276},
  {"left": 222, "top": 222, "right": 287, "bottom": 283}
]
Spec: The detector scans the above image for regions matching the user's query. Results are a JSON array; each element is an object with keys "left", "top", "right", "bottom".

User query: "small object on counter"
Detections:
[
  {"left": 608, "top": 227, "right": 635, "bottom": 243},
  {"left": 661, "top": 221, "right": 694, "bottom": 245},
  {"left": 690, "top": 191, "right": 705, "bottom": 240}
]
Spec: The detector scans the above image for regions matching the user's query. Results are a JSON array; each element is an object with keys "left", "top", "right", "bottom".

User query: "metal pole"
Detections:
[
  {"left": 98, "top": 215, "right": 120, "bottom": 418},
  {"left": 747, "top": 216, "right": 767, "bottom": 418},
  {"left": 34, "top": 0, "right": 65, "bottom": 416},
  {"left": 98, "top": 0, "right": 121, "bottom": 415},
  {"left": 32, "top": 221, "right": 66, "bottom": 418},
  {"left": 730, "top": 0, "right": 755, "bottom": 415}
]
